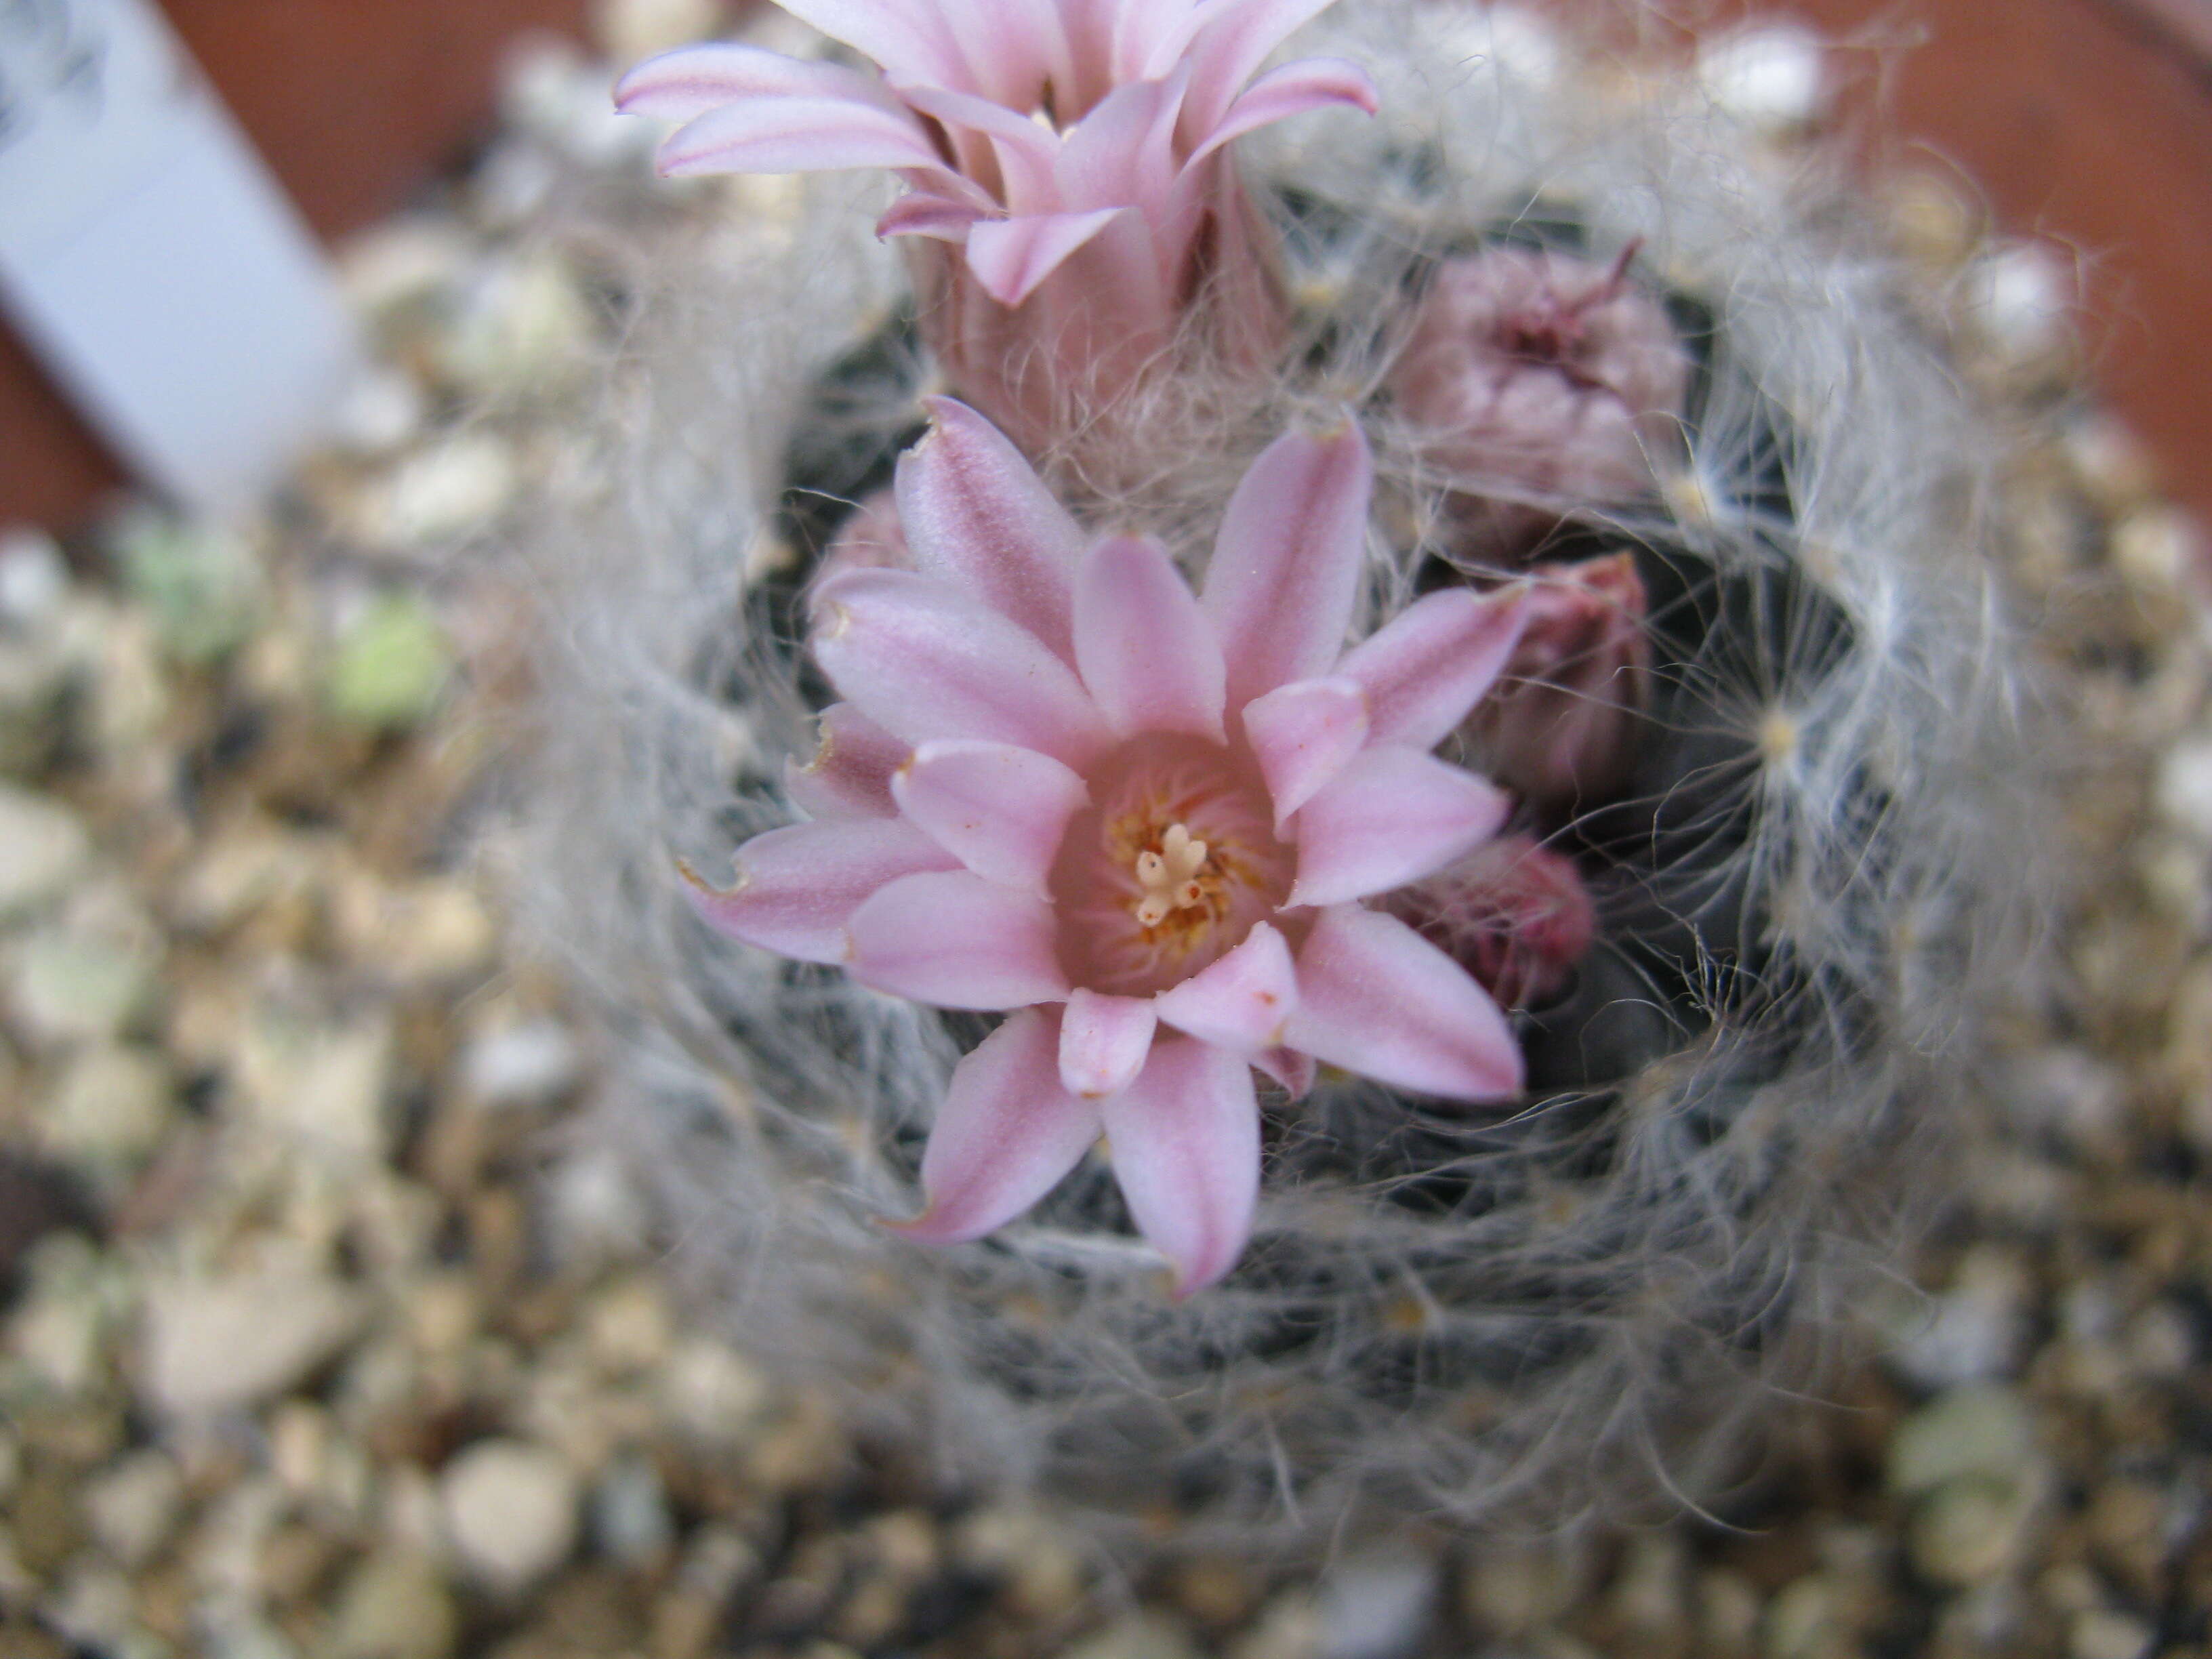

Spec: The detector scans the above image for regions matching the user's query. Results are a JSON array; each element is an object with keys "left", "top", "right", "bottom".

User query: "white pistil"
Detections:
[{"left": 1132, "top": 821, "right": 1209, "bottom": 928}]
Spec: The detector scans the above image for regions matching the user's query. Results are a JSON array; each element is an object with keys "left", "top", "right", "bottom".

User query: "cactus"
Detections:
[{"left": 523, "top": 0, "right": 2056, "bottom": 1538}]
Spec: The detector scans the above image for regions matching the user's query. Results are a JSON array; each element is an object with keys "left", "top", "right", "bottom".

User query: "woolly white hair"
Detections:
[{"left": 518, "top": 0, "right": 2055, "bottom": 1542}]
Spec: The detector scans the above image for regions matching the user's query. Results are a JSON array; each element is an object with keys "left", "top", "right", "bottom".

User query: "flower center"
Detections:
[{"left": 1049, "top": 734, "right": 1296, "bottom": 998}]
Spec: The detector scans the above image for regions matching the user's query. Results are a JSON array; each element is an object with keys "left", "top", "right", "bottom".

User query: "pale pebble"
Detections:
[
  {"left": 2069, "top": 1610, "right": 2153, "bottom": 1659},
  {"left": 583, "top": 1275, "right": 673, "bottom": 1375},
  {"left": 2154, "top": 735, "right": 2212, "bottom": 842},
  {"left": 41, "top": 1559, "right": 140, "bottom": 1654},
  {"left": 1887, "top": 1387, "right": 2036, "bottom": 1496},
  {"left": 328, "top": 1549, "right": 458, "bottom": 1659},
  {"left": 1461, "top": 1539, "right": 1588, "bottom": 1635},
  {"left": 327, "top": 367, "right": 428, "bottom": 458},
  {"left": 1318, "top": 1551, "right": 1436, "bottom": 1659},
  {"left": 459, "top": 1019, "right": 581, "bottom": 1109},
  {"left": 0, "top": 528, "right": 68, "bottom": 627},
  {"left": 1878, "top": 1245, "right": 2032, "bottom": 1389},
  {"left": 1760, "top": 1574, "right": 1839, "bottom": 1659},
  {"left": 660, "top": 1338, "right": 771, "bottom": 1443},
  {"left": 367, "top": 436, "right": 518, "bottom": 549},
  {"left": 438, "top": 1438, "right": 581, "bottom": 1593},
  {"left": 589, "top": 1454, "right": 675, "bottom": 1565},
  {"left": 338, "top": 218, "right": 476, "bottom": 321},
  {"left": 140, "top": 1272, "right": 365, "bottom": 1418},
  {"left": 437, "top": 253, "right": 596, "bottom": 401},
  {"left": 1910, "top": 1475, "right": 2037, "bottom": 1586},
  {"left": 0, "top": 786, "right": 90, "bottom": 921},
  {"left": 6, "top": 929, "right": 155, "bottom": 1048},
  {"left": 1064, "top": 1614, "right": 1204, "bottom": 1659},
  {"left": 37, "top": 1046, "right": 171, "bottom": 1172},
  {"left": 1229, "top": 1595, "right": 1324, "bottom": 1659},
  {"left": 81, "top": 1449, "right": 183, "bottom": 1568},
  {"left": 326, "top": 594, "right": 452, "bottom": 731},
  {"left": 234, "top": 1012, "right": 393, "bottom": 1168}
]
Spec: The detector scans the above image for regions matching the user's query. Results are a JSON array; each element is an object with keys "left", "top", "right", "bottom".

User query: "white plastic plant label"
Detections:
[{"left": 0, "top": 0, "right": 358, "bottom": 516}]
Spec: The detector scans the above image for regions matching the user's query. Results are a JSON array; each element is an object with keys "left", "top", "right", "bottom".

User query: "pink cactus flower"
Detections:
[
  {"left": 1391, "top": 243, "right": 1692, "bottom": 552},
  {"left": 1388, "top": 835, "right": 1597, "bottom": 1011},
  {"left": 615, "top": 1, "right": 1377, "bottom": 449},
  {"left": 689, "top": 398, "right": 1530, "bottom": 1294},
  {"left": 1465, "top": 552, "right": 1652, "bottom": 812}
]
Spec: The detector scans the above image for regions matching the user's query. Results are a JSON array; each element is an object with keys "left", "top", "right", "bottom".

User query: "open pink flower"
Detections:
[
  {"left": 615, "top": 1, "right": 1376, "bottom": 448},
  {"left": 689, "top": 398, "right": 1530, "bottom": 1294}
]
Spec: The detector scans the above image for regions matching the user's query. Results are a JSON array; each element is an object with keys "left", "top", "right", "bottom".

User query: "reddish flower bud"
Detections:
[
  {"left": 810, "top": 488, "right": 913, "bottom": 605},
  {"left": 1466, "top": 552, "right": 1651, "bottom": 811},
  {"left": 1388, "top": 836, "right": 1597, "bottom": 1010},
  {"left": 1391, "top": 244, "right": 1691, "bottom": 552}
]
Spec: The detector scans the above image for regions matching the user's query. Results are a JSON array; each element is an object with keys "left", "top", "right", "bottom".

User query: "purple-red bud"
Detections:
[
  {"left": 1392, "top": 245, "right": 1691, "bottom": 553},
  {"left": 1466, "top": 552, "right": 1652, "bottom": 811},
  {"left": 1389, "top": 836, "right": 1597, "bottom": 1010}
]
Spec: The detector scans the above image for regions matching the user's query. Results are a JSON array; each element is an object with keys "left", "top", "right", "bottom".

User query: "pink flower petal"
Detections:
[
  {"left": 1058, "top": 989, "right": 1159, "bottom": 1098},
  {"left": 888, "top": 1008, "right": 1101, "bottom": 1242},
  {"left": 1073, "top": 535, "right": 1227, "bottom": 741},
  {"left": 964, "top": 207, "right": 1130, "bottom": 306},
  {"left": 848, "top": 869, "right": 1070, "bottom": 1008},
  {"left": 1182, "top": 56, "right": 1378, "bottom": 168},
  {"left": 771, "top": 0, "right": 968, "bottom": 89},
  {"left": 1202, "top": 422, "right": 1373, "bottom": 707},
  {"left": 1334, "top": 584, "right": 1532, "bottom": 750},
  {"left": 1256, "top": 1045, "right": 1315, "bottom": 1098},
  {"left": 1152, "top": 921, "right": 1298, "bottom": 1050},
  {"left": 811, "top": 569, "right": 1109, "bottom": 769},
  {"left": 920, "top": 0, "right": 1061, "bottom": 108},
  {"left": 1288, "top": 746, "right": 1511, "bottom": 907},
  {"left": 655, "top": 95, "right": 949, "bottom": 178},
  {"left": 1110, "top": 0, "right": 1201, "bottom": 81},
  {"left": 683, "top": 818, "right": 956, "bottom": 964},
  {"left": 1100, "top": 1036, "right": 1260, "bottom": 1296},
  {"left": 893, "top": 398, "right": 1087, "bottom": 660},
  {"left": 1240, "top": 675, "right": 1368, "bottom": 828},
  {"left": 898, "top": 84, "right": 1063, "bottom": 210},
  {"left": 891, "top": 739, "right": 1090, "bottom": 894},
  {"left": 1178, "top": 0, "right": 1351, "bottom": 135},
  {"left": 1054, "top": 77, "right": 1181, "bottom": 222},
  {"left": 785, "top": 703, "right": 909, "bottom": 821},
  {"left": 615, "top": 42, "right": 900, "bottom": 121},
  {"left": 1283, "top": 903, "right": 1523, "bottom": 1101},
  {"left": 876, "top": 192, "right": 987, "bottom": 241}
]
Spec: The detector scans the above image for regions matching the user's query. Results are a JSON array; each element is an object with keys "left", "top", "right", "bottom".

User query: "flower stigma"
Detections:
[{"left": 1132, "top": 823, "right": 1210, "bottom": 928}]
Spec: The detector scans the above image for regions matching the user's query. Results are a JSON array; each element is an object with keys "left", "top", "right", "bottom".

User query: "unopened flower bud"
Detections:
[
  {"left": 1392, "top": 244, "right": 1690, "bottom": 554},
  {"left": 809, "top": 489, "right": 913, "bottom": 609},
  {"left": 1466, "top": 552, "right": 1651, "bottom": 811},
  {"left": 1389, "top": 836, "right": 1597, "bottom": 1010}
]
